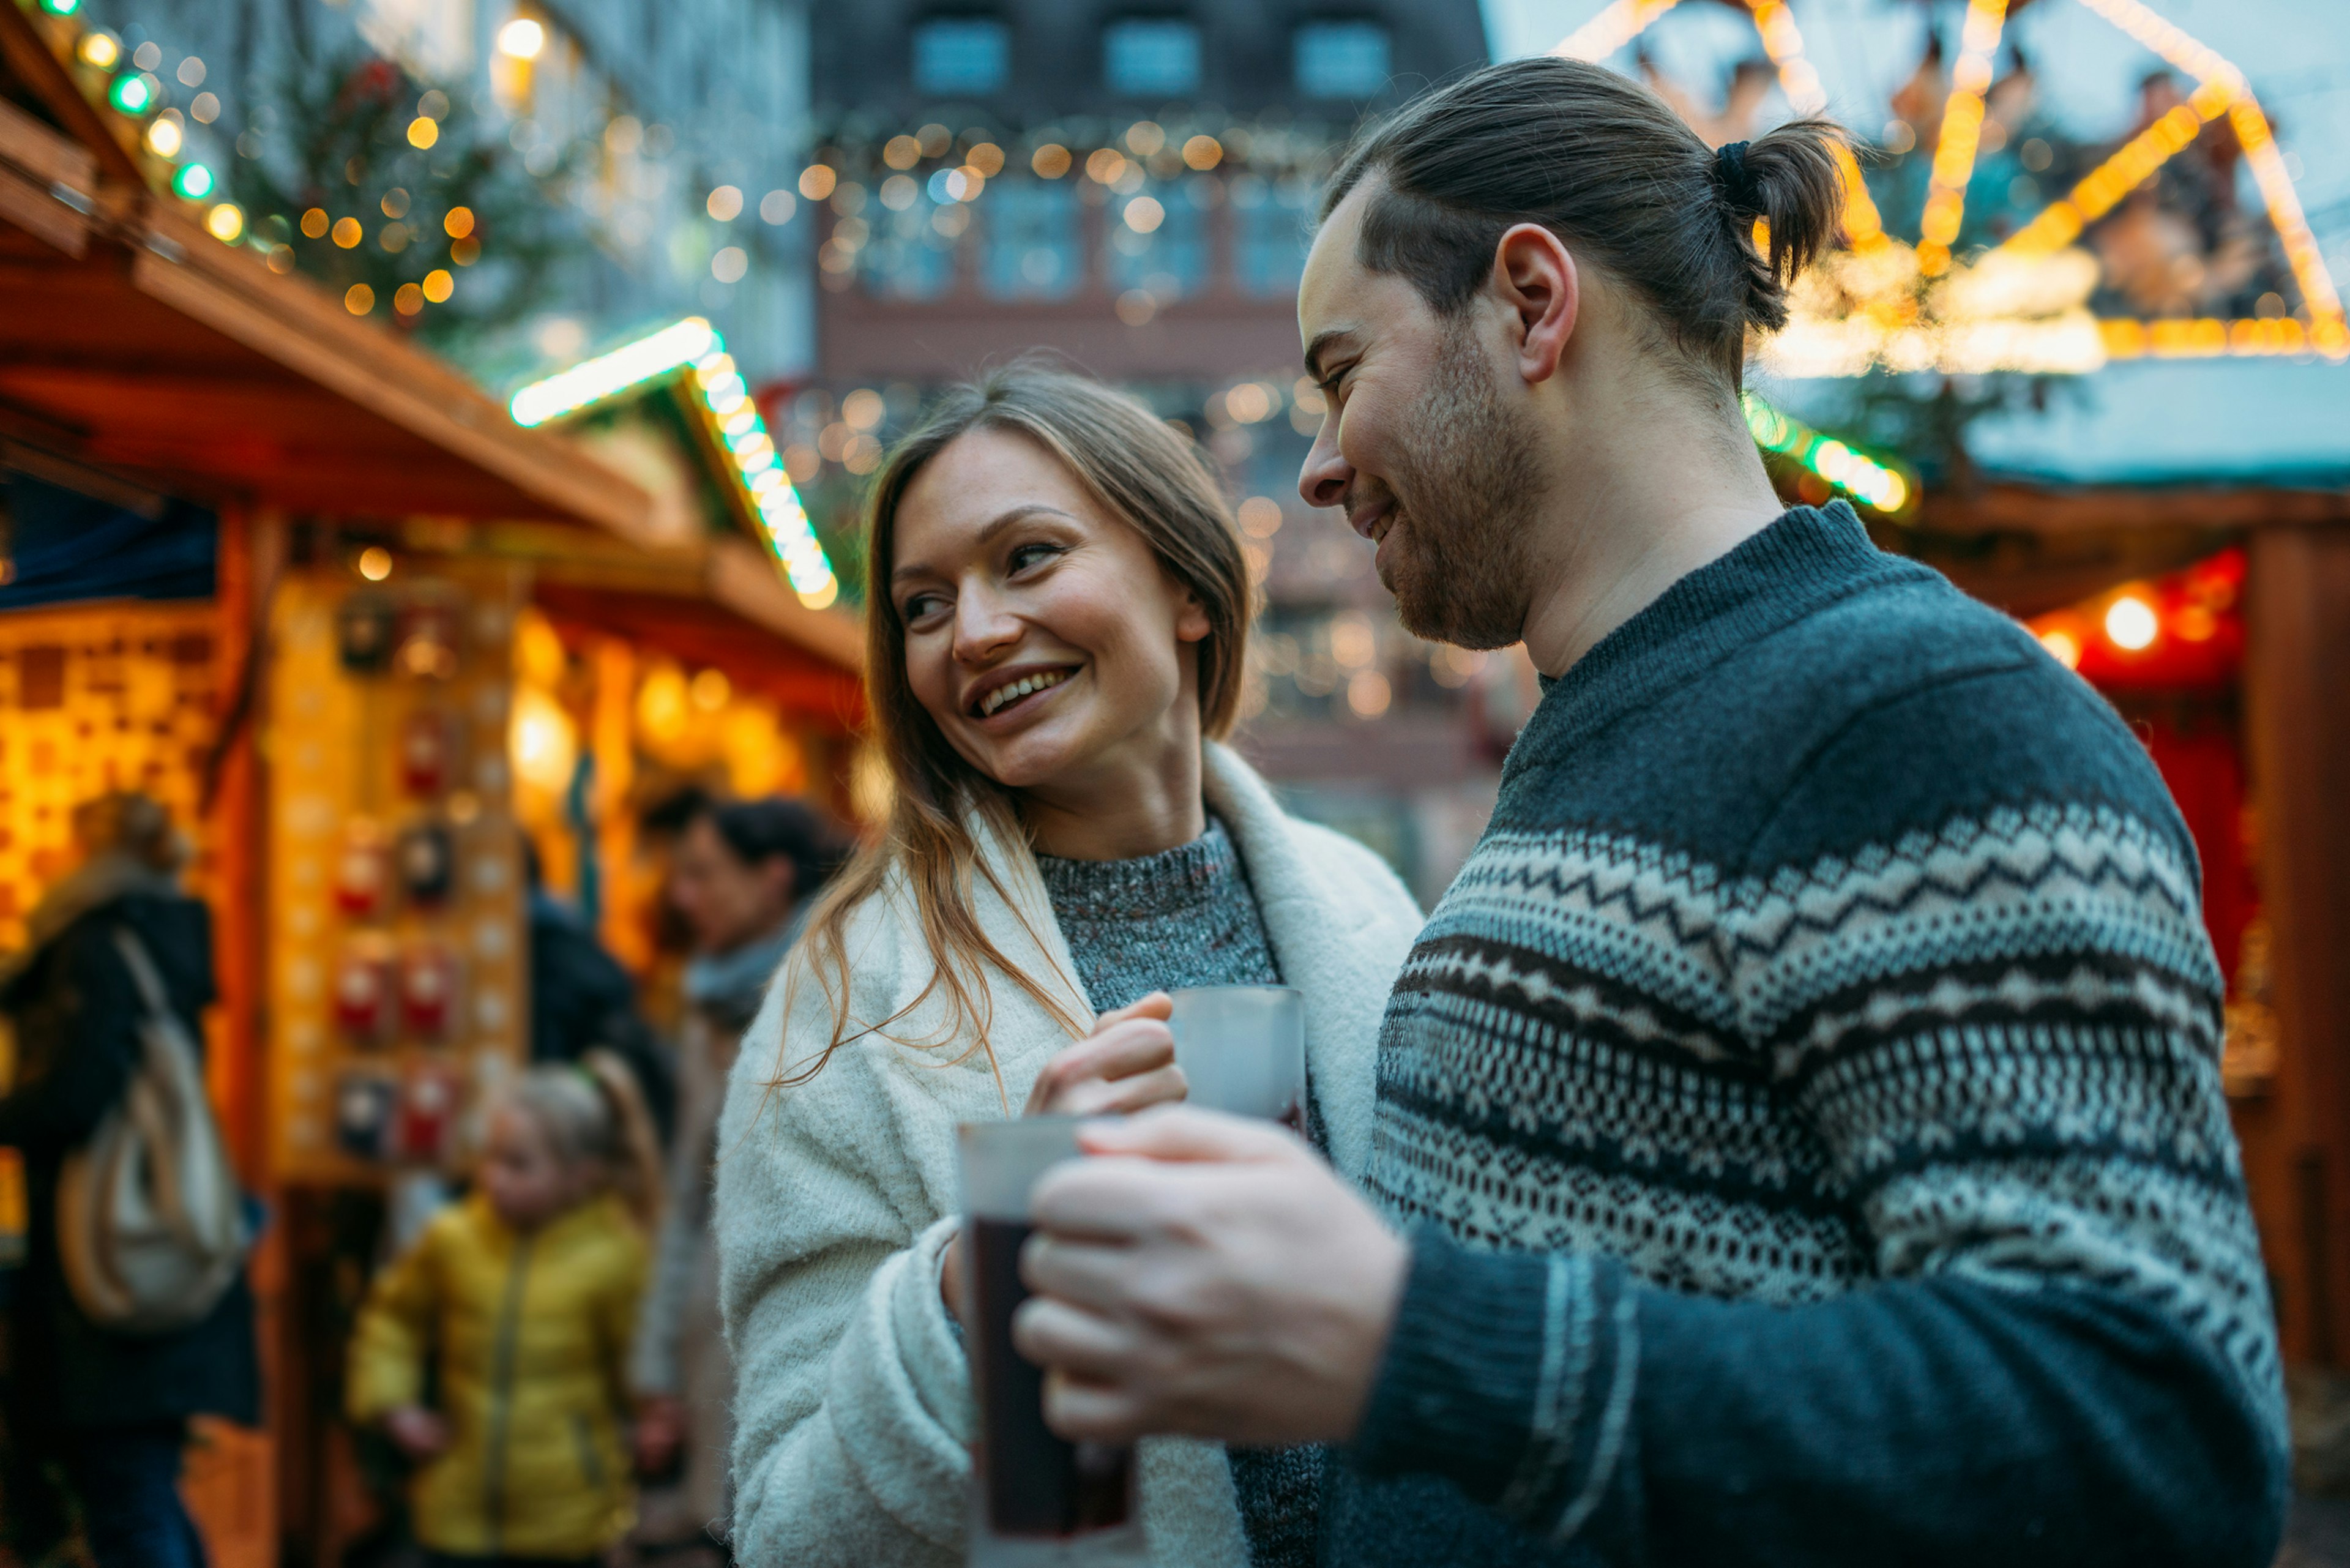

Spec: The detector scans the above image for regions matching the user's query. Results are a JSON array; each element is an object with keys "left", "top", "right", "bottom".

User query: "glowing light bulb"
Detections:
[
  {"left": 497, "top": 18, "right": 545, "bottom": 59},
  {"left": 2037, "top": 630, "right": 2081, "bottom": 670},
  {"left": 171, "top": 163, "right": 214, "bottom": 200},
  {"left": 2104, "top": 596, "right": 2158, "bottom": 652}
]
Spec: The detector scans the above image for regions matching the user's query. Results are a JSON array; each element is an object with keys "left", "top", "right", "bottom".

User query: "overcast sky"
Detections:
[{"left": 1477, "top": 0, "right": 2350, "bottom": 284}]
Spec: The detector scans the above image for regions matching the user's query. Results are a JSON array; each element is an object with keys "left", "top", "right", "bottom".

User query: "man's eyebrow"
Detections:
[
  {"left": 1303, "top": 328, "right": 1358, "bottom": 381},
  {"left": 889, "top": 505, "right": 1079, "bottom": 585}
]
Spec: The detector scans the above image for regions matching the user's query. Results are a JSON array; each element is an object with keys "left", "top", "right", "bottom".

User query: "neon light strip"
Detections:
[
  {"left": 1742, "top": 393, "right": 1913, "bottom": 513},
  {"left": 1554, "top": 0, "right": 1682, "bottom": 61},
  {"left": 1744, "top": 1, "right": 1826, "bottom": 113},
  {"left": 2046, "top": 0, "right": 2343, "bottom": 338},
  {"left": 1999, "top": 90, "right": 2229, "bottom": 257},
  {"left": 1736, "top": 1, "right": 1892, "bottom": 254},
  {"left": 1915, "top": 0, "right": 2010, "bottom": 277},
  {"left": 510, "top": 319, "right": 717, "bottom": 426},
  {"left": 2103, "top": 316, "right": 2342, "bottom": 360},
  {"left": 509, "top": 319, "right": 841, "bottom": 609}
]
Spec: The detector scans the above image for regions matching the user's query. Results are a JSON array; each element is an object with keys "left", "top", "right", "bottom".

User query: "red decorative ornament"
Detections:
[
  {"left": 334, "top": 945, "right": 395, "bottom": 1042},
  {"left": 334, "top": 820, "right": 390, "bottom": 917},
  {"left": 395, "top": 1061, "right": 464, "bottom": 1162},
  {"left": 398, "top": 943, "right": 459, "bottom": 1039},
  {"left": 400, "top": 709, "right": 456, "bottom": 796}
]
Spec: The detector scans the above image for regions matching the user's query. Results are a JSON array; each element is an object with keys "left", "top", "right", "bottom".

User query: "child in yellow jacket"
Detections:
[{"left": 348, "top": 1059, "right": 661, "bottom": 1566}]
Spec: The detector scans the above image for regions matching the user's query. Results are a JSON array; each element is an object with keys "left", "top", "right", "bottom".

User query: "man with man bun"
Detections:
[{"left": 1011, "top": 57, "right": 2285, "bottom": 1566}]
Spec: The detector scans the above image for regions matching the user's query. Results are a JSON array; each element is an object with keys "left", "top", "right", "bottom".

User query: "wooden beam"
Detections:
[
  {"left": 0, "top": 94, "right": 92, "bottom": 256},
  {"left": 127, "top": 222, "right": 657, "bottom": 534},
  {"left": 1917, "top": 481, "right": 2350, "bottom": 536},
  {"left": 705, "top": 535, "right": 864, "bottom": 672},
  {"left": 0, "top": 4, "right": 141, "bottom": 185},
  {"left": 2245, "top": 526, "right": 2350, "bottom": 1365}
]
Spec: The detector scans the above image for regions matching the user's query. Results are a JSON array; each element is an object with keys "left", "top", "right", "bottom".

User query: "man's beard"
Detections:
[{"left": 1370, "top": 322, "right": 1543, "bottom": 651}]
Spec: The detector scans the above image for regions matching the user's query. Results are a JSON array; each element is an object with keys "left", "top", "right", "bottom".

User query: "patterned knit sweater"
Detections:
[
  {"left": 1330, "top": 503, "right": 2287, "bottom": 1566},
  {"left": 1035, "top": 818, "right": 1326, "bottom": 1568}
]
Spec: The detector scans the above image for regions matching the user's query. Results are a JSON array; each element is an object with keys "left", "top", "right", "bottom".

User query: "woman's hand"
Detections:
[
  {"left": 942, "top": 996, "right": 1190, "bottom": 1316},
  {"left": 384, "top": 1405, "right": 450, "bottom": 1461},
  {"left": 1023, "top": 993, "right": 1187, "bottom": 1118},
  {"left": 633, "top": 1394, "right": 687, "bottom": 1477}
]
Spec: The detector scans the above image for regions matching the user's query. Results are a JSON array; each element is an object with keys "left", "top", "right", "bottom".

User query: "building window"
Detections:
[
  {"left": 1104, "top": 18, "right": 1201, "bottom": 96},
  {"left": 1294, "top": 20, "right": 1390, "bottom": 98},
  {"left": 862, "top": 207, "right": 958, "bottom": 301},
  {"left": 1233, "top": 176, "right": 1314, "bottom": 296},
  {"left": 1108, "top": 176, "right": 1213, "bottom": 300},
  {"left": 914, "top": 17, "right": 1010, "bottom": 95},
  {"left": 982, "top": 181, "right": 1082, "bottom": 299}
]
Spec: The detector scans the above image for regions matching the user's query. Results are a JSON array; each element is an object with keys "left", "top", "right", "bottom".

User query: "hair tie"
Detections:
[{"left": 1714, "top": 140, "right": 1764, "bottom": 216}]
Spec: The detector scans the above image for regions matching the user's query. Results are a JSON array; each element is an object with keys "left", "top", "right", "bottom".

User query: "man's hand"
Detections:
[
  {"left": 1010, "top": 1105, "right": 1409, "bottom": 1447},
  {"left": 384, "top": 1405, "right": 450, "bottom": 1461}
]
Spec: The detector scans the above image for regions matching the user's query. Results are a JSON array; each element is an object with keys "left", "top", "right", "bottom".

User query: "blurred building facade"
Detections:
[
  {"left": 65, "top": 0, "right": 818, "bottom": 384},
  {"left": 789, "top": 0, "right": 1499, "bottom": 900}
]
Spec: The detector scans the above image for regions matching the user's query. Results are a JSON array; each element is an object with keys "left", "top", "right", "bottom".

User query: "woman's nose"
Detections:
[
  {"left": 952, "top": 589, "right": 1021, "bottom": 662},
  {"left": 1298, "top": 421, "right": 1351, "bottom": 512}
]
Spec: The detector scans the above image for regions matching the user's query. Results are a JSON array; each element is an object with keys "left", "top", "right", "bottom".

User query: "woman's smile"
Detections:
[{"left": 969, "top": 663, "right": 1081, "bottom": 722}]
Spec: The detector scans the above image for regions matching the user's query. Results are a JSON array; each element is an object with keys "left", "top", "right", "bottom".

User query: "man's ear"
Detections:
[{"left": 1490, "top": 223, "right": 1579, "bottom": 386}]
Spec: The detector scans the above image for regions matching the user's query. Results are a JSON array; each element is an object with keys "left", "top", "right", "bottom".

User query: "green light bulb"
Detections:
[
  {"left": 173, "top": 163, "right": 215, "bottom": 200},
  {"left": 39, "top": 0, "right": 81, "bottom": 13},
  {"left": 109, "top": 72, "right": 151, "bottom": 114}
]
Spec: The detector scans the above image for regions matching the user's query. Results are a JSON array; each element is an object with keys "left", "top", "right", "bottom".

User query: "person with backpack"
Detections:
[{"left": 0, "top": 792, "right": 258, "bottom": 1568}]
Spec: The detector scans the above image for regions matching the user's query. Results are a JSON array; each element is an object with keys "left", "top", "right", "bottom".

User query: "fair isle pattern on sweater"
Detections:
[{"left": 1342, "top": 502, "right": 2282, "bottom": 1561}]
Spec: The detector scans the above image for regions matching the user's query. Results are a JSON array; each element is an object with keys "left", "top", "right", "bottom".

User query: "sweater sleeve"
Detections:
[
  {"left": 1349, "top": 671, "right": 2287, "bottom": 1565},
  {"left": 715, "top": 987, "right": 975, "bottom": 1568}
]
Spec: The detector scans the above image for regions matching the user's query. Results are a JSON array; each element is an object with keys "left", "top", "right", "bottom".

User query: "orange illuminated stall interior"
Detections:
[{"left": 0, "top": 8, "right": 802, "bottom": 1567}]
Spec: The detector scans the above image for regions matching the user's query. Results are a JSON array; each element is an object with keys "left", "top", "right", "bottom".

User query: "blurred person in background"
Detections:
[
  {"left": 524, "top": 834, "right": 677, "bottom": 1146},
  {"left": 0, "top": 792, "right": 258, "bottom": 1568},
  {"left": 632, "top": 797, "right": 845, "bottom": 1554},
  {"left": 348, "top": 1059, "right": 661, "bottom": 1568}
]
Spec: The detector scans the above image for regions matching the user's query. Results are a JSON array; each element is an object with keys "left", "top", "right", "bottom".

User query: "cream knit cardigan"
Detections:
[{"left": 714, "top": 742, "right": 1423, "bottom": 1567}]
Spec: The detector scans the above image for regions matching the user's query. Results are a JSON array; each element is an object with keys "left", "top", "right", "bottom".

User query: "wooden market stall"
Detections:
[
  {"left": 1879, "top": 460, "right": 2350, "bottom": 1377},
  {"left": 0, "top": 7, "right": 862, "bottom": 1566}
]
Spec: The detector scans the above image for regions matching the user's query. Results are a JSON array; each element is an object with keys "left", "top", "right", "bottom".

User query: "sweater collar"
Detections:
[{"left": 1504, "top": 502, "right": 1899, "bottom": 790}]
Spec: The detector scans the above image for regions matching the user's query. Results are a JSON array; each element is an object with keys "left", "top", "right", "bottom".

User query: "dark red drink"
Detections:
[{"left": 968, "top": 1217, "right": 1135, "bottom": 1536}]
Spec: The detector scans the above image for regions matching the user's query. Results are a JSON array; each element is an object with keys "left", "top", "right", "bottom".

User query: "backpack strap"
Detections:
[{"left": 110, "top": 927, "right": 173, "bottom": 1019}]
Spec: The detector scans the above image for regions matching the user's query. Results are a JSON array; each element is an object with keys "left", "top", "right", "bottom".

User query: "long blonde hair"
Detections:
[{"left": 775, "top": 362, "right": 1251, "bottom": 1092}]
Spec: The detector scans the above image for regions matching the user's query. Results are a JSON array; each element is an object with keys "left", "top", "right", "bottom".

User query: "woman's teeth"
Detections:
[{"left": 979, "top": 669, "right": 1070, "bottom": 717}]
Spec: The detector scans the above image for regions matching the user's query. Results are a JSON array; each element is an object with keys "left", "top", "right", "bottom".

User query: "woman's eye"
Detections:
[
  {"left": 1007, "top": 542, "right": 1062, "bottom": 574},
  {"left": 900, "top": 593, "right": 945, "bottom": 624}
]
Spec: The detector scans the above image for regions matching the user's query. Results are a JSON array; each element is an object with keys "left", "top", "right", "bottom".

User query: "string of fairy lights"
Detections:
[{"left": 17, "top": 0, "right": 2341, "bottom": 534}]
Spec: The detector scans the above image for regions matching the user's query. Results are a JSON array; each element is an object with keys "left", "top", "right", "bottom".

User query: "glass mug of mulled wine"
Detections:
[
  {"left": 1166, "top": 985, "right": 1307, "bottom": 1129},
  {"left": 957, "top": 1118, "right": 1145, "bottom": 1566}
]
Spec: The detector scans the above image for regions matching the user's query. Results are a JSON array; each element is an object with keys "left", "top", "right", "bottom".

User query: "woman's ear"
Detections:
[{"left": 1174, "top": 589, "right": 1213, "bottom": 645}]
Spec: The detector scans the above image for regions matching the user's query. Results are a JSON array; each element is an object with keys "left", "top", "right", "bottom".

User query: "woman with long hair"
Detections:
[{"left": 713, "top": 364, "right": 1422, "bottom": 1567}]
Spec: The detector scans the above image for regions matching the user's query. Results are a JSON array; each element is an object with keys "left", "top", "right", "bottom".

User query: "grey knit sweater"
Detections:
[{"left": 1034, "top": 816, "right": 1319, "bottom": 1568}]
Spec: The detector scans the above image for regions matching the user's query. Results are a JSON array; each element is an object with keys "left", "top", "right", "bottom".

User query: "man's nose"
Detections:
[{"left": 1298, "top": 420, "right": 1351, "bottom": 512}]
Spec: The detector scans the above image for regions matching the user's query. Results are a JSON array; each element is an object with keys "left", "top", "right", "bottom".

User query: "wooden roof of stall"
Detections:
[
  {"left": 0, "top": 6, "right": 862, "bottom": 683},
  {"left": 0, "top": 5, "right": 648, "bottom": 532}
]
